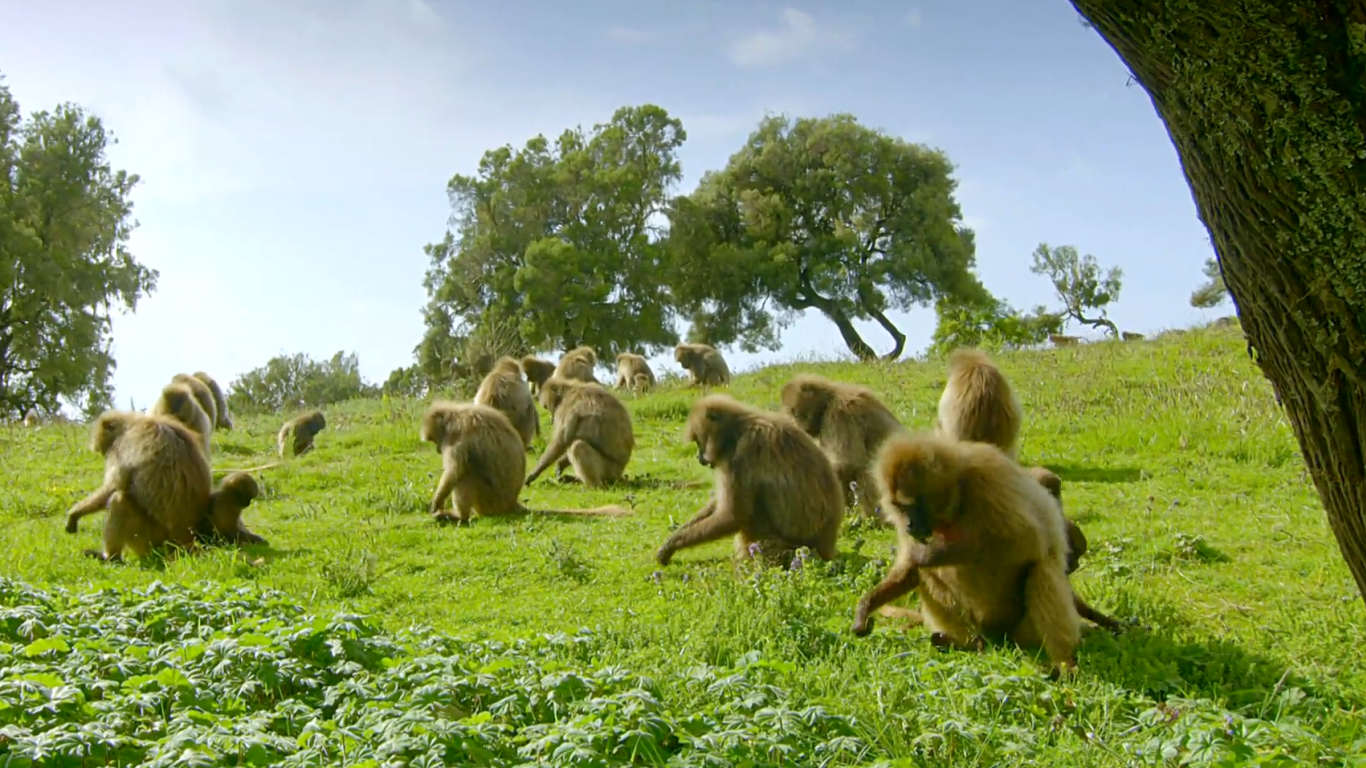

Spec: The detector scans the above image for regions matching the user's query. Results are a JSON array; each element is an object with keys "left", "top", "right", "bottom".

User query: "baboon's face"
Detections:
[
  {"left": 882, "top": 441, "right": 961, "bottom": 542},
  {"left": 780, "top": 382, "right": 826, "bottom": 436},
  {"left": 687, "top": 407, "right": 736, "bottom": 468}
]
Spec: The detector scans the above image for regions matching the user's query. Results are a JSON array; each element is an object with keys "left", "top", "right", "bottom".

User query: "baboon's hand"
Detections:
[
  {"left": 65, "top": 515, "right": 80, "bottom": 534},
  {"left": 851, "top": 603, "right": 874, "bottom": 637},
  {"left": 654, "top": 546, "right": 673, "bottom": 567}
]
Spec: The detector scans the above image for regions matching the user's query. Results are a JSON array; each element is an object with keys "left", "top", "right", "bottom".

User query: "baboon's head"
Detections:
[
  {"left": 684, "top": 394, "right": 749, "bottom": 468},
  {"left": 160, "top": 383, "right": 208, "bottom": 432},
  {"left": 491, "top": 356, "right": 522, "bottom": 376},
  {"left": 216, "top": 471, "right": 261, "bottom": 509},
  {"left": 877, "top": 434, "right": 964, "bottom": 542},
  {"left": 90, "top": 411, "right": 137, "bottom": 454},
  {"left": 1026, "top": 466, "right": 1063, "bottom": 503},
  {"left": 779, "top": 374, "right": 833, "bottom": 437},
  {"left": 674, "top": 344, "right": 694, "bottom": 366},
  {"left": 420, "top": 403, "right": 459, "bottom": 449},
  {"left": 537, "top": 378, "right": 576, "bottom": 414},
  {"left": 307, "top": 411, "right": 327, "bottom": 432}
]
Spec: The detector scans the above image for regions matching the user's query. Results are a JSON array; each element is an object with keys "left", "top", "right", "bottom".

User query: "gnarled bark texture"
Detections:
[{"left": 1070, "top": 1, "right": 1366, "bottom": 604}]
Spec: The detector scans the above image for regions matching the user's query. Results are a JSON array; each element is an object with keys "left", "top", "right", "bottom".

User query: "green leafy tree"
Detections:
[
  {"left": 0, "top": 73, "right": 157, "bottom": 419},
  {"left": 227, "top": 351, "right": 374, "bottom": 414},
  {"left": 666, "top": 113, "right": 987, "bottom": 361},
  {"left": 381, "top": 364, "right": 427, "bottom": 399},
  {"left": 1072, "top": 1, "right": 1366, "bottom": 603},
  {"left": 929, "top": 295, "right": 1063, "bottom": 357},
  {"left": 1028, "top": 243, "right": 1123, "bottom": 338},
  {"left": 1189, "top": 256, "right": 1229, "bottom": 309},
  {"left": 418, "top": 104, "right": 685, "bottom": 373}
]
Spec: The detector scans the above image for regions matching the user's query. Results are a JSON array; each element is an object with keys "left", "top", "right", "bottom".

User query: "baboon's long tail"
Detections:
[
  {"left": 213, "top": 461, "right": 283, "bottom": 476},
  {"left": 527, "top": 504, "right": 633, "bottom": 517}
]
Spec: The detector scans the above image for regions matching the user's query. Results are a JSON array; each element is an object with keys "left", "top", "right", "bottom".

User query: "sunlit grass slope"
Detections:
[{"left": 3, "top": 320, "right": 1365, "bottom": 766}]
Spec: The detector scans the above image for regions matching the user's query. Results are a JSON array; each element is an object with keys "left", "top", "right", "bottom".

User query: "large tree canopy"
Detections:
[
  {"left": 0, "top": 74, "right": 156, "bottom": 419},
  {"left": 1070, "top": 1, "right": 1366, "bottom": 605},
  {"left": 666, "top": 114, "right": 987, "bottom": 360},
  {"left": 417, "top": 104, "right": 684, "bottom": 374}
]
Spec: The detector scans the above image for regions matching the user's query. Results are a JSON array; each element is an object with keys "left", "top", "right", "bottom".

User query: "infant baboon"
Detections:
[
  {"left": 614, "top": 352, "right": 656, "bottom": 394},
  {"left": 421, "top": 401, "right": 631, "bottom": 522},
  {"left": 198, "top": 471, "right": 267, "bottom": 547},
  {"left": 527, "top": 378, "right": 634, "bottom": 487},
  {"left": 555, "top": 345, "right": 599, "bottom": 383},
  {"left": 149, "top": 381, "right": 215, "bottom": 455},
  {"left": 192, "top": 371, "right": 233, "bottom": 430},
  {"left": 277, "top": 410, "right": 327, "bottom": 458},
  {"left": 780, "top": 373, "right": 907, "bottom": 522},
  {"left": 1023, "top": 466, "right": 1123, "bottom": 632},
  {"left": 520, "top": 356, "right": 557, "bottom": 397},
  {"left": 474, "top": 356, "right": 540, "bottom": 449},
  {"left": 655, "top": 395, "right": 844, "bottom": 567},
  {"left": 937, "top": 348, "right": 1023, "bottom": 460},
  {"left": 65, "top": 408, "right": 213, "bottom": 561},
  {"left": 852, "top": 434, "right": 1082, "bottom": 676},
  {"left": 674, "top": 343, "right": 730, "bottom": 387}
]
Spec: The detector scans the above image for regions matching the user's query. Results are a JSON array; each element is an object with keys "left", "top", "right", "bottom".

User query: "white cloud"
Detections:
[
  {"left": 607, "top": 26, "right": 657, "bottom": 43},
  {"left": 729, "top": 8, "right": 825, "bottom": 68}
]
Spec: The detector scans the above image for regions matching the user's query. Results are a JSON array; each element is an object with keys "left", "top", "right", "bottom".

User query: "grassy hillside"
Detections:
[{"left": 2, "top": 322, "right": 1365, "bottom": 766}]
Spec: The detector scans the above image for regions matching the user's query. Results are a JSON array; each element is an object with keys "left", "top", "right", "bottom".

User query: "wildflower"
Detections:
[{"left": 747, "top": 541, "right": 762, "bottom": 557}]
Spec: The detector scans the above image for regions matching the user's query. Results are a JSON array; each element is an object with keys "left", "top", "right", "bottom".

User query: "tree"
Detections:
[
  {"left": 1029, "top": 243, "right": 1123, "bottom": 338},
  {"left": 929, "top": 294, "right": 1063, "bottom": 357},
  {"left": 0, "top": 73, "right": 157, "bottom": 419},
  {"left": 227, "top": 351, "right": 374, "bottom": 414},
  {"left": 666, "top": 113, "right": 987, "bottom": 361},
  {"left": 417, "top": 104, "right": 685, "bottom": 373},
  {"left": 1071, "top": 0, "right": 1366, "bottom": 605},
  {"left": 1189, "top": 256, "right": 1229, "bottom": 309}
]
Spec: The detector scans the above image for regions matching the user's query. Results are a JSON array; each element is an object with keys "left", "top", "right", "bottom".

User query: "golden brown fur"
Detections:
[
  {"left": 674, "top": 343, "right": 730, "bottom": 387},
  {"left": 851, "top": 434, "right": 1082, "bottom": 676},
  {"left": 421, "top": 401, "right": 631, "bottom": 521},
  {"left": 192, "top": 371, "right": 233, "bottom": 430},
  {"left": 614, "top": 352, "right": 656, "bottom": 394},
  {"left": 197, "top": 471, "right": 267, "bottom": 546},
  {"left": 527, "top": 378, "right": 634, "bottom": 487},
  {"left": 937, "top": 348, "right": 1023, "bottom": 459},
  {"left": 520, "top": 356, "right": 557, "bottom": 396},
  {"left": 277, "top": 410, "right": 327, "bottom": 458},
  {"left": 1050, "top": 334, "right": 1081, "bottom": 347},
  {"left": 1023, "top": 466, "right": 1123, "bottom": 632},
  {"left": 149, "top": 381, "right": 214, "bottom": 455},
  {"left": 474, "top": 356, "right": 540, "bottom": 449},
  {"left": 655, "top": 395, "right": 844, "bottom": 566},
  {"left": 554, "top": 346, "right": 599, "bottom": 383},
  {"left": 780, "top": 373, "right": 907, "bottom": 522},
  {"left": 64, "top": 409, "right": 213, "bottom": 561}
]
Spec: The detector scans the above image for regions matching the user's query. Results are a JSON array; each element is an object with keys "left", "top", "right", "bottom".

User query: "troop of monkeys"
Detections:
[{"left": 60, "top": 339, "right": 1120, "bottom": 678}]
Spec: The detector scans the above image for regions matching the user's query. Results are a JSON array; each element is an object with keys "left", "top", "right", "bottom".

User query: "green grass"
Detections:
[{"left": 3, "top": 321, "right": 1366, "bottom": 766}]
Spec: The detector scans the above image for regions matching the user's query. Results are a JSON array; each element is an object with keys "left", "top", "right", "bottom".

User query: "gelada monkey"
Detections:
[
  {"left": 674, "top": 343, "right": 730, "bottom": 387},
  {"left": 936, "top": 348, "right": 1022, "bottom": 459},
  {"left": 1023, "top": 466, "right": 1123, "bottom": 632},
  {"left": 474, "top": 356, "right": 540, "bottom": 449},
  {"left": 278, "top": 410, "right": 327, "bottom": 458},
  {"left": 655, "top": 394, "right": 843, "bottom": 567},
  {"left": 149, "top": 380, "right": 214, "bottom": 456},
  {"left": 65, "top": 408, "right": 213, "bottom": 562},
  {"left": 527, "top": 378, "right": 634, "bottom": 487},
  {"left": 614, "top": 352, "right": 656, "bottom": 394},
  {"left": 192, "top": 370, "right": 234, "bottom": 430},
  {"left": 851, "top": 433, "right": 1082, "bottom": 677},
  {"left": 554, "top": 345, "right": 599, "bottom": 383},
  {"left": 197, "top": 471, "right": 268, "bottom": 547},
  {"left": 421, "top": 401, "right": 631, "bottom": 521},
  {"left": 520, "top": 356, "right": 557, "bottom": 397},
  {"left": 780, "top": 373, "right": 907, "bottom": 522}
]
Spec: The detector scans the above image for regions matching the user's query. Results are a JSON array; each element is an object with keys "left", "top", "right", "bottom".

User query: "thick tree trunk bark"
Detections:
[{"left": 1071, "top": 0, "right": 1366, "bottom": 604}]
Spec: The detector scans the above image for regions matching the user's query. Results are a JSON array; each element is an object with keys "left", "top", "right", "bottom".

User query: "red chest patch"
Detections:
[{"left": 934, "top": 523, "right": 964, "bottom": 542}]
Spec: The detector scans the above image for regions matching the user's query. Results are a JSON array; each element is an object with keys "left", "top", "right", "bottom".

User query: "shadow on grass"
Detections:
[
  {"left": 1043, "top": 463, "right": 1144, "bottom": 484},
  {"left": 214, "top": 443, "right": 261, "bottom": 458}
]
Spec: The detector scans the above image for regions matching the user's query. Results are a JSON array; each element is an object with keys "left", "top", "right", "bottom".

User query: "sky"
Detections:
[{"left": 0, "top": 0, "right": 1224, "bottom": 410}]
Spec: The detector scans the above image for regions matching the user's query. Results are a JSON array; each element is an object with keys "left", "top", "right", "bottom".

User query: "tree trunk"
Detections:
[
  {"left": 821, "top": 307, "right": 878, "bottom": 361},
  {"left": 866, "top": 305, "right": 909, "bottom": 360},
  {"left": 1071, "top": 0, "right": 1366, "bottom": 604}
]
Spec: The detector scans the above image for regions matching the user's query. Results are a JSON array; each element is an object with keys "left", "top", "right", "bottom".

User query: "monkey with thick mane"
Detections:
[
  {"left": 65, "top": 407, "right": 213, "bottom": 561},
  {"left": 937, "top": 348, "right": 1023, "bottom": 459},
  {"left": 191, "top": 371, "right": 233, "bottom": 430},
  {"left": 278, "top": 410, "right": 327, "bottom": 458},
  {"left": 655, "top": 394, "right": 843, "bottom": 567},
  {"left": 149, "top": 380, "right": 215, "bottom": 456},
  {"left": 852, "top": 433, "right": 1085, "bottom": 676},
  {"left": 614, "top": 352, "right": 656, "bottom": 394},
  {"left": 520, "top": 356, "right": 557, "bottom": 396},
  {"left": 555, "top": 346, "right": 599, "bottom": 383},
  {"left": 527, "top": 378, "right": 634, "bottom": 487},
  {"left": 675, "top": 343, "right": 730, "bottom": 387},
  {"left": 474, "top": 356, "right": 540, "bottom": 450},
  {"left": 780, "top": 373, "right": 907, "bottom": 523},
  {"left": 421, "top": 401, "right": 631, "bottom": 521}
]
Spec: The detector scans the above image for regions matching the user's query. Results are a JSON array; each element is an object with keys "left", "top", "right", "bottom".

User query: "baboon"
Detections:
[
  {"left": 1023, "top": 466, "right": 1123, "bottom": 632},
  {"left": 64, "top": 408, "right": 213, "bottom": 561},
  {"left": 277, "top": 410, "right": 327, "bottom": 458},
  {"left": 171, "top": 373, "right": 219, "bottom": 427},
  {"left": 23, "top": 409, "right": 38, "bottom": 427},
  {"left": 521, "top": 356, "right": 557, "bottom": 396},
  {"left": 198, "top": 471, "right": 267, "bottom": 546},
  {"left": 780, "top": 373, "right": 907, "bottom": 522},
  {"left": 1049, "top": 334, "right": 1081, "bottom": 347},
  {"left": 527, "top": 378, "right": 634, "bottom": 487},
  {"left": 421, "top": 401, "right": 631, "bottom": 521},
  {"left": 614, "top": 352, "right": 656, "bottom": 394},
  {"left": 555, "top": 346, "right": 599, "bottom": 383},
  {"left": 655, "top": 395, "right": 844, "bottom": 566},
  {"left": 149, "top": 381, "right": 214, "bottom": 455},
  {"left": 192, "top": 371, "right": 233, "bottom": 430},
  {"left": 674, "top": 343, "right": 730, "bottom": 387},
  {"left": 474, "top": 356, "right": 540, "bottom": 449},
  {"left": 851, "top": 434, "right": 1082, "bottom": 676},
  {"left": 1121, "top": 331, "right": 1145, "bottom": 341},
  {"left": 937, "top": 348, "right": 1023, "bottom": 460}
]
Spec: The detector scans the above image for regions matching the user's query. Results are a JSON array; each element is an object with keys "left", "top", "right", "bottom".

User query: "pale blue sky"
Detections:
[{"left": 0, "top": 0, "right": 1223, "bottom": 409}]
